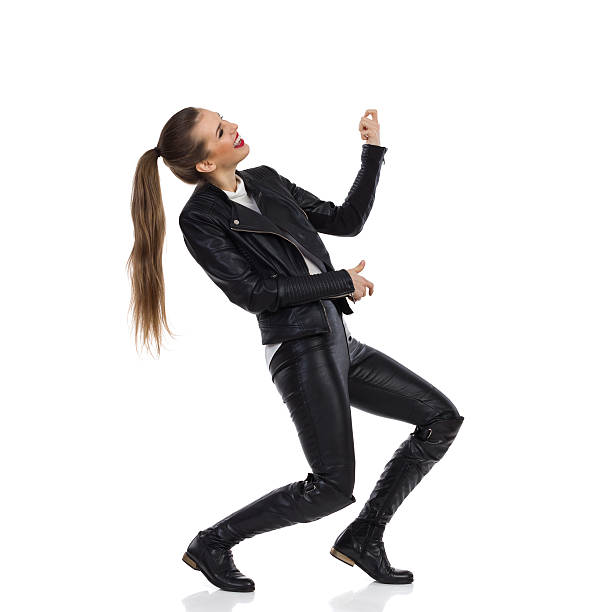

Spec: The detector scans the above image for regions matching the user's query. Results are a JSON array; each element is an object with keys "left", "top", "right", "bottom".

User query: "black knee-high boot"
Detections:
[
  {"left": 183, "top": 471, "right": 356, "bottom": 591},
  {"left": 330, "top": 414, "right": 464, "bottom": 583}
]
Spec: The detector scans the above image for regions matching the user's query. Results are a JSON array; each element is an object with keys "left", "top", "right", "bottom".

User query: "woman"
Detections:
[{"left": 127, "top": 107, "right": 465, "bottom": 592}]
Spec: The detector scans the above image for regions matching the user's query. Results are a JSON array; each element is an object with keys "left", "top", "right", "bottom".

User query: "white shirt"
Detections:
[{"left": 221, "top": 176, "right": 353, "bottom": 369}]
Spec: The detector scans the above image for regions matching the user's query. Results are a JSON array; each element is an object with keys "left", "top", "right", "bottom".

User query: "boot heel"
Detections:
[
  {"left": 182, "top": 552, "right": 199, "bottom": 570},
  {"left": 330, "top": 547, "right": 355, "bottom": 566}
]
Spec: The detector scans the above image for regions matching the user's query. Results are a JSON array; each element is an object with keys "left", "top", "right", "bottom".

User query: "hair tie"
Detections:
[{"left": 154, "top": 146, "right": 161, "bottom": 157}]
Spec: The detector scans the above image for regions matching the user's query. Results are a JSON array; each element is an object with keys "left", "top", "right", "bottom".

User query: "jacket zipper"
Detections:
[
  {"left": 230, "top": 225, "right": 350, "bottom": 294},
  {"left": 295, "top": 204, "right": 309, "bottom": 221},
  {"left": 284, "top": 203, "right": 351, "bottom": 299},
  {"left": 234, "top": 192, "right": 311, "bottom": 267},
  {"left": 320, "top": 297, "right": 331, "bottom": 333},
  {"left": 230, "top": 225, "right": 350, "bottom": 333},
  {"left": 229, "top": 225, "right": 310, "bottom": 274}
]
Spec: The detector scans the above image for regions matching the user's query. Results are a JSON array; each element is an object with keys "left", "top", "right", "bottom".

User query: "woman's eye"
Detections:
[{"left": 219, "top": 129, "right": 223, "bottom": 137}]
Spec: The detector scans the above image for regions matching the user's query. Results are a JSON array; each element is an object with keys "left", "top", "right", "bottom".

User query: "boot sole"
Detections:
[
  {"left": 330, "top": 547, "right": 414, "bottom": 584},
  {"left": 182, "top": 552, "right": 255, "bottom": 592}
]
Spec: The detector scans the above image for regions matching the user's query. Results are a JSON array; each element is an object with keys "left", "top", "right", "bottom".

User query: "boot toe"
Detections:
[
  {"left": 390, "top": 568, "right": 414, "bottom": 583},
  {"left": 225, "top": 568, "right": 255, "bottom": 587},
  {"left": 224, "top": 572, "right": 255, "bottom": 591}
]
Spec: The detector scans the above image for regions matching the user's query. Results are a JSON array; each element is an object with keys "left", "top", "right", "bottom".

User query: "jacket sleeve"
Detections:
[
  {"left": 178, "top": 212, "right": 356, "bottom": 315},
  {"left": 265, "top": 143, "right": 388, "bottom": 237}
]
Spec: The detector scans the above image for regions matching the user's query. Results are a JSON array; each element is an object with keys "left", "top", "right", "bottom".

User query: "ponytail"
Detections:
[
  {"left": 127, "top": 147, "right": 174, "bottom": 356},
  {"left": 126, "top": 106, "right": 211, "bottom": 356}
]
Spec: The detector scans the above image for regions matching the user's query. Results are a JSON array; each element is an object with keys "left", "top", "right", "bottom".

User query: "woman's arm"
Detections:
[
  {"left": 265, "top": 143, "right": 387, "bottom": 237},
  {"left": 179, "top": 212, "right": 355, "bottom": 314}
]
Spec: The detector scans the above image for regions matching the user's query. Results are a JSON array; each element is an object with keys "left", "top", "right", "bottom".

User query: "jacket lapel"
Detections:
[
  {"left": 230, "top": 170, "right": 332, "bottom": 273},
  {"left": 229, "top": 197, "right": 331, "bottom": 272}
]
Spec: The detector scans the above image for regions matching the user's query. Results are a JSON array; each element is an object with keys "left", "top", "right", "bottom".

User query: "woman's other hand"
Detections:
[
  {"left": 359, "top": 109, "right": 381, "bottom": 146},
  {"left": 346, "top": 260, "right": 374, "bottom": 301}
]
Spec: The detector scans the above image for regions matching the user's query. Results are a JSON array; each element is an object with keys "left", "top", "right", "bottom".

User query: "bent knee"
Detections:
[
  {"left": 416, "top": 412, "right": 464, "bottom": 445},
  {"left": 323, "top": 481, "right": 356, "bottom": 514},
  {"left": 427, "top": 389, "right": 463, "bottom": 423},
  {"left": 307, "top": 469, "right": 356, "bottom": 514},
  {"left": 319, "top": 461, "right": 355, "bottom": 497}
]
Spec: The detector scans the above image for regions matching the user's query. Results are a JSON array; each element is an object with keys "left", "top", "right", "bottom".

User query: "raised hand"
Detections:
[{"left": 359, "top": 109, "right": 381, "bottom": 146}]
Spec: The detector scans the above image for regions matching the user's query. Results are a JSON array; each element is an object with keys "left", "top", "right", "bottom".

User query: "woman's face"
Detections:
[{"left": 193, "top": 108, "right": 250, "bottom": 175}]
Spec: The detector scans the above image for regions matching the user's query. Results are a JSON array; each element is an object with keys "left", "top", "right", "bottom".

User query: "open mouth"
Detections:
[{"left": 233, "top": 132, "right": 245, "bottom": 148}]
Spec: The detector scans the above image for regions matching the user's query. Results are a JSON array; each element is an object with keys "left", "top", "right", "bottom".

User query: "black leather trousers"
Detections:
[{"left": 206, "top": 299, "right": 464, "bottom": 547}]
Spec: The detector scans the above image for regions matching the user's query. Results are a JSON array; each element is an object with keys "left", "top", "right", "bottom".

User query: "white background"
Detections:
[{"left": 2, "top": 1, "right": 611, "bottom": 611}]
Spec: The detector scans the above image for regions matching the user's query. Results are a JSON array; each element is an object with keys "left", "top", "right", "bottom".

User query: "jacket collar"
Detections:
[
  {"left": 194, "top": 168, "right": 302, "bottom": 235},
  {"left": 192, "top": 168, "right": 332, "bottom": 273}
]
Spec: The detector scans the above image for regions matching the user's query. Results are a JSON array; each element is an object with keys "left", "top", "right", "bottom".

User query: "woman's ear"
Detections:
[{"left": 196, "top": 159, "right": 216, "bottom": 174}]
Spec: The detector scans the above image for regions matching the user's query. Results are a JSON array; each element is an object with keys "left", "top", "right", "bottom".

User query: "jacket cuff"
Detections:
[
  {"left": 277, "top": 269, "right": 355, "bottom": 308},
  {"left": 362, "top": 143, "right": 388, "bottom": 164}
]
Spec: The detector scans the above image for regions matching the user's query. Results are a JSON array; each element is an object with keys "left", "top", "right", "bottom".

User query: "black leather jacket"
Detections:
[{"left": 178, "top": 143, "right": 388, "bottom": 345}]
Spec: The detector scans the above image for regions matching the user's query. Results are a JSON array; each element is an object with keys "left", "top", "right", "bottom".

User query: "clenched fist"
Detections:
[{"left": 359, "top": 109, "right": 381, "bottom": 146}]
